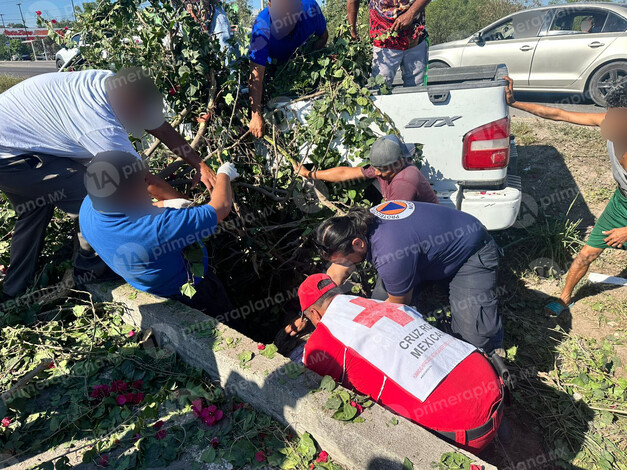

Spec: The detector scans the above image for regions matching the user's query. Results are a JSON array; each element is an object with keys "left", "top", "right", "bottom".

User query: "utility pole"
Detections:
[
  {"left": 16, "top": 3, "right": 36, "bottom": 61},
  {"left": 16, "top": 3, "right": 26, "bottom": 29},
  {"left": 0, "top": 14, "right": 6, "bottom": 29},
  {"left": 70, "top": 0, "right": 77, "bottom": 21}
]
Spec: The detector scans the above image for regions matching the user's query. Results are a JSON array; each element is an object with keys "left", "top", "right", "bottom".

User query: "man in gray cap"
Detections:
[{"left": 296, "top": 134, "right": 437, "bottom": 204}]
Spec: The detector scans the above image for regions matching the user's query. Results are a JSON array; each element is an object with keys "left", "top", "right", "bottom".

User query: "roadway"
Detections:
[
  {"left": 0, "top": 60, "right": 602, "bottom": 114},
  {"left": 0, "top": 61, "right": 57, "bottom": 77}
]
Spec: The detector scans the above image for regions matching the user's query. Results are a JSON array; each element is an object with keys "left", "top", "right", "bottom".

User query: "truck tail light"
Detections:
[{"left": 462, "top": 117, "right": 510, "bottom": 170}]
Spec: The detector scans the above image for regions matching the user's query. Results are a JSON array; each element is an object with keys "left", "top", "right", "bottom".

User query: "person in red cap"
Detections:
[{"left": 297, "top": 273, "right": 504, "bottom": 453}]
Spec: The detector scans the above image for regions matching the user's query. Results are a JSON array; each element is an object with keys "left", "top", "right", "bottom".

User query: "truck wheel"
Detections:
[
  {"left": 429, "top": 61, "right": 450, "bottom": 69},
  {"left": 56, "top": 58, "right": 64, "bottom": 70},
  {"left": 588, "top": 61, "right": 627, "bottom": 107}
]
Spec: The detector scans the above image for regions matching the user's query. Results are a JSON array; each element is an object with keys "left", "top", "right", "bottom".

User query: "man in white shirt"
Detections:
[{"left": 0, "top": 67, "right": 216, "bottom": 299}]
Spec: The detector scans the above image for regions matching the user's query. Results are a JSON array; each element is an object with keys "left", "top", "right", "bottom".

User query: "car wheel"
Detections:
[
  {"left": 429, "top": 61, "right": 450, "bottom": 70},
  {"left": 588, "top": 61, "right": 627, "bottom": 107},
  {"left": 56, "top": 58, "right": 64, "bottom": 70}
]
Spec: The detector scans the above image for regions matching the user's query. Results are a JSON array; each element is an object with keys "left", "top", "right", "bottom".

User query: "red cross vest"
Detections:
[{"left": 303, "top": 295, "right": 503, "bottom": 451}]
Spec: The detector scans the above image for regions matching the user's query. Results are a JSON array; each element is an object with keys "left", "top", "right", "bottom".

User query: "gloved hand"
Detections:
[{"left": 216, "top": 162, "right": 239, "bottom": 181}]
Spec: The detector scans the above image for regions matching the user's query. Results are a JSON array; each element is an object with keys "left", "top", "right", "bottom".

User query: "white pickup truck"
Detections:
[{"left": 273, "top": 64, "right": 522, "bottom": 231}]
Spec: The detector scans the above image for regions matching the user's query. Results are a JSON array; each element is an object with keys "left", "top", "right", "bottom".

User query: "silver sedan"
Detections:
[{"left": 428, "top": 3, "right": 627, "bottom": 106}]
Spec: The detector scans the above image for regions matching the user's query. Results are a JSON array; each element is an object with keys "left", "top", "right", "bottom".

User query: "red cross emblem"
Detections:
[{"left": 350, "top": 297, "right": 414, "bottom": 328}]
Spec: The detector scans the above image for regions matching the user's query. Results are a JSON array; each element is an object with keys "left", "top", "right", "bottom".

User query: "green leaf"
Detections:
[
  {"left": 325, "top": 396, "right": 342, "bottom": 410},
  {"left": 73, "top": 305, "right": 86, "bottom": 317},
  {"left": 49, "top": 416, "right": 60, "bottom": 432},
  {"left": 320, "top": 376, "right": 336, "bottom": 392},
  {"left": 402, "top": 457, "right": 414, "bottom": 470},
  {"left": 201, "top": 447, "right": 216, "bottom": 463},
  {"left": 190, "top": 262, "right": 205, "bottom": 278},
  {"left": 238, "top": 351, "right": 253, "bottom": 366},
  {"left": 180, "top": 282, "right": 197, "bottom": 299},
  {"left": 296, "top": 432, "right": 317, "bottom": 460},
  {"left": 260, "top": 343, "right": 278, "bottom": 359}
]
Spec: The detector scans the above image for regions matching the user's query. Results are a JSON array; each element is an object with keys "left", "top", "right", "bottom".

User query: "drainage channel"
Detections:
[{"left": 86, "top": 281, "right": 496, "bottom": 470}]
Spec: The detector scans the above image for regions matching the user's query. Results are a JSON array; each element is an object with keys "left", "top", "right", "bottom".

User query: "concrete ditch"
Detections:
[{"left": 87, "top": 282, "right": 497, "bottom": 470}]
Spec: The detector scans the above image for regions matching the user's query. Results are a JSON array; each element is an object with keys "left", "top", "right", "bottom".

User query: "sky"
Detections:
[
  {"left": 0, "top": 0, "right": 78, "bottom": 27},
  {"left": 0, "top": 0, "right": 558, "bottom": 28}
]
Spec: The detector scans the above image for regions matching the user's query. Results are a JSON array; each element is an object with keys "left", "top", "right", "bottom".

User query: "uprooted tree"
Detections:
[{"left": 37, "top": 0, "right": 412, "bottom": 342}]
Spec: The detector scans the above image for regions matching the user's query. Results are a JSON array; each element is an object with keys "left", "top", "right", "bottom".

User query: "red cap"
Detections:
[{"left": 298, "top": 274, "right": 338, "bottom": 312}]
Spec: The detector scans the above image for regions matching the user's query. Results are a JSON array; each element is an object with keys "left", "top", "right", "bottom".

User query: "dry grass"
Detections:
[{"left": 0, "top": 74, "right": 23, "bottom": 94}]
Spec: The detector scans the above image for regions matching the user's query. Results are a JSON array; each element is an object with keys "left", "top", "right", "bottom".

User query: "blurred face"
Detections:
[
  {"left": 269, "top": 0, "right": 303, "bottom": 38},
  {"left": 109, "top": 86, "right": 164, "bottom": 137},
  {"left": 373, "top": 159, "right": 406, "bottom": 182},
  {"left": 600, "top": 108, "right": 627, "bottom": 147}
]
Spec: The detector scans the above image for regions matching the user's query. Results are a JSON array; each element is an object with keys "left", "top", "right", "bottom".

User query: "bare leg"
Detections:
[{"left": 560, "top": 245, "right": 604, "bottom": 305}]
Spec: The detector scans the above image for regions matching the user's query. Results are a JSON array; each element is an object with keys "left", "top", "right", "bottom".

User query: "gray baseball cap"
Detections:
[{"left": 369, "top": 135, "right": 416, "bottom": 169}]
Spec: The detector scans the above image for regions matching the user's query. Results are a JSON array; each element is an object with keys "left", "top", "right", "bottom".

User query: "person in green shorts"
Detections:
[{"left": 505, "top": 76, "right": 627, "bottom": 315}]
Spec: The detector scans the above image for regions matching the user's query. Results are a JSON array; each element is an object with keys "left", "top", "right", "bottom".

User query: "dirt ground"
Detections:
[
  {"left": 511, "top": 118, "right": 627, "bottom": 375},
  {"left": 471, "top": 116, "right": 627, "bottom": 470}
]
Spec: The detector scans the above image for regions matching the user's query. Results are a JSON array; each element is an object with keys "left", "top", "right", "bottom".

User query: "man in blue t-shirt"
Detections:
[
  {"left": 248, "top": 0, "right": 328, "bottom": 138},
  {"left": 314, "top": 202, "right": 504, "bottom": 354},
  {"left": 79, "top": 151, "right": 239, "bottom": 322}
]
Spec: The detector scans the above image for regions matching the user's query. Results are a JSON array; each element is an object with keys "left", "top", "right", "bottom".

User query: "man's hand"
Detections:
[
  {"left": 504, "top": 76, "right": 516, "bottom": 106},
  {"left": 196, "top": 161, "right": 217, "bottom": 192},
  {"left": 603, "top": 227, "right": 627, "bottom": 248},
  {"left": 249, "top": 112, "right": 265, "bottom": 139},
  {"left": 295, "top": 165, "right": 311, "bottom": 178},
  {"left": 217, "top": 162, "right": 240, "bottom": 181},
  {"left": 391, "top": 10, "right": 415, "bottom": 32},
  {"left": 285, "top": 317, "right": 308, "bottom": 336}
]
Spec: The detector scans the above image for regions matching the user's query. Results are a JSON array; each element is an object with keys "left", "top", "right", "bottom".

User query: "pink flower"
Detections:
[
  {"left": 200, "top": 405, "right": 224, "bottom": 426},
  {"left": 191, "top": 399, "right": 203, "bottom": 416},
  {"left": 110, "top": 380, "right": 127, "bottom": 393},
  {"left": 47, "top": 362, "right": 55, "bottom": 369},
  {"left": 210, "top": 437, "right": 219, "bottom": 448},
  {"left": 255, "top": 451, "right": 266, "bottom": 462},
  {"left": 128, "top": 330, "right": 136, "bottom": 338},
  {"left": 90, "top": 384, "right": 110, "bottom": 400},
  {"left": 51, "top": 19, "right": 57, "bottom": 24},
  {"left": 153, "top": 420, "right": 164, "bottom": 430},
  {"left": 232, "top": 402, "right": 244, "bottom": 411},
  {"left": 350, "top": 401, "right": 363, "bottom": 414},
  {"left": 64, "top": 27, "right": 69, "bottom": 30},
  {"left": 168, "top": 88, "right": 177, "bottom": 96},
  {"left": 132, "top": 392, "right": 145, "bottom": 404},
  {"left": 1, "top": 417, "right": 11, "bottom": 427},
  {"left": 115, "top": 394, "right": 127, "bottom": 406},
  {"left": 316, "top": 450, "right": 329, "bottom": 463},
  {"left": 257, "top": 343, "right": 265, "bottom": 351},
  {"left": 97, "top": 454, "right": 109, "bottom": 467},
  {"left": 131, "top": 380, "right": 143, "bottom": 389},
  {"left": 36, "top": 11, "right": 42, "bottom": 16},
  {"left": 155, "top": 429, "right": 167, "bottom": 440}
]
